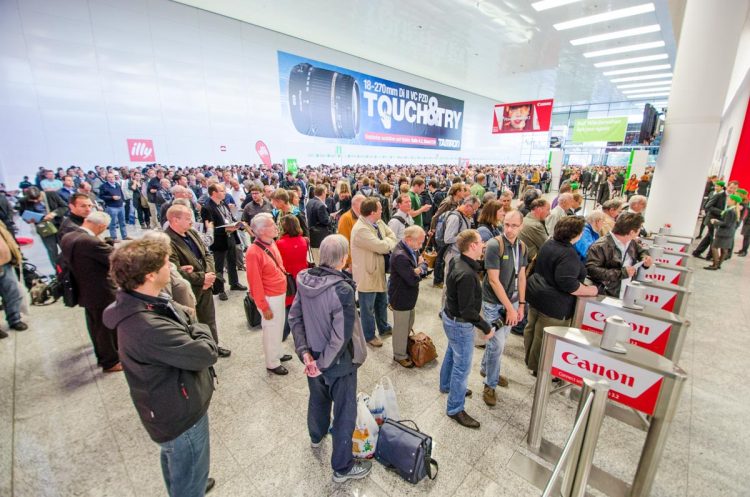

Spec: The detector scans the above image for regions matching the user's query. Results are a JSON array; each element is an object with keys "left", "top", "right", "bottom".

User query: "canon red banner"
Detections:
[{"left": 492, "top": 99, "right": 553, "bottom": 134}]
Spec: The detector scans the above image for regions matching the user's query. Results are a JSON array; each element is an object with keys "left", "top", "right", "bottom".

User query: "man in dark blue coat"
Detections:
[{"left": 99, "top": 172, "right": 128, "bottom": 240}]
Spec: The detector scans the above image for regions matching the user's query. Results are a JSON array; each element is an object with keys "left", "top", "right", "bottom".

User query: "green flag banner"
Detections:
[
  {"left": 572, "top": 117, "right": 628, "bottom": 142},
  {"left": 285, "top": 159, "right": 298, "bottom": 175}
]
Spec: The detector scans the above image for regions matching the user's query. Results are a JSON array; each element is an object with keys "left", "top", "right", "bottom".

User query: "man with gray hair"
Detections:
[
  {"left": 159, "top": 184, "right": 197, "bottom": 226},
  {"left": 289, "top": 234, "right": 371, "bottom": 482},
  {"left": 442, "top": 195, "right": 480, "bottom": 282},
  {"left": 60, "top": 211, "right": 122, "bottom": 372},
  {"left": 575, "top": 210, "right": 606, "bottom": 262},
  {"left": 545, "top": 192, "right": 574, "bottom": 235},
  {"left": 625, "top": 194, "right": 648, "bottom": 237}
]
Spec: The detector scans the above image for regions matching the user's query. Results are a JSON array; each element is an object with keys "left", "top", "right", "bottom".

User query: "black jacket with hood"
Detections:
[{"left": 103, "top": 290, "right": 218, "bottom": 443}]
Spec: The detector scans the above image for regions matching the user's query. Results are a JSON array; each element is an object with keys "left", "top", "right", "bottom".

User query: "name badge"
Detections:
[{"left": 502, "top": 255, "right": 509, "bottom": 260}]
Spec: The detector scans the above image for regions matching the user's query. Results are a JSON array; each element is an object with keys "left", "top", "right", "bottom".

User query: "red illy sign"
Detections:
[
  {"left": 551, "top": 340, "right": 664, "bottom": 415},
  {"left": 581, "top": 300, "right": 672, "bottom": 355},
  {"left": 127, "top": 139, "right": 155, "bottom": 162}
]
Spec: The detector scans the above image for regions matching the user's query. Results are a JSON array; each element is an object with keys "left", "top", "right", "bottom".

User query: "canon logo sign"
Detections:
[
  {"left": 590, "top": 311, "right": 650, "bottom": 336},
  {"left": 562, "top": 352, "right": 635, "bottom": 387}
]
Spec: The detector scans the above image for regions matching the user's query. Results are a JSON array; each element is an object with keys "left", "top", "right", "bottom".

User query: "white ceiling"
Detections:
[{"left": 174, "top": 0, "right": 679, "bottom": 106}]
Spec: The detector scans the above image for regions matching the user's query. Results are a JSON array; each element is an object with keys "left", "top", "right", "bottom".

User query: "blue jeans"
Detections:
[
  {"left": 159, "top": 413, "right": 210, "bottom": 497},
  {"left": 307, "top": 371, "right": 357, "bottom": 474},
  {"left": 0, "top": 264, "right": 23, "bottom": 326},
  {"left": 439, "top": 314, "right": 475, "bottom": 416},
  {"left": 106, "top": 206, "right": 127, "bottom": 239},
  {"left": 480, "top": 301, "right": 518, "bottom": 388},
  {"left": 358, "top": 291, "right": 390, "bottom": 341}
]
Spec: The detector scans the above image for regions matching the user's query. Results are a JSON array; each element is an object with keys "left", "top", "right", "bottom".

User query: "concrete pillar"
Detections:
[{"left": 645, "top": 0, "right": 749, "bottom": 235}]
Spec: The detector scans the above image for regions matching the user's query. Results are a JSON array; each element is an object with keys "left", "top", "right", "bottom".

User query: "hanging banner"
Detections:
[
  {"left": 277, "top": 51, "right": 464, "bottom": 150},
  {"left": 256, "top": 140, "right": 272, "bottom": 167},
  {"left": 572, "top": 117, "right": 628, "bottom": 142},
  {"left": 492, "top": 99, "right": 553, "bottom": 134},
  {"left": 285, "top": 159, "right": 298, "bottom": 175}
]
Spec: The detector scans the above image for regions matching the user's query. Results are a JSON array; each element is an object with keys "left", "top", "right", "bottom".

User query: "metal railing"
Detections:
[{"left": 542, "top": 378, "right": 610, "bottom": 497}]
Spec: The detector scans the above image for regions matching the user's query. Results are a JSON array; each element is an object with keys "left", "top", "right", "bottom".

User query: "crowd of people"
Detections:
[{"left": 0, "top": 161, "right": 746, "bottom": 495}]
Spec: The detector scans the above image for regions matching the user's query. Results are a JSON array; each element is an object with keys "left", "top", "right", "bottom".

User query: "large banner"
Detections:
[
  {"left": 491, "top": 99, "right": 553, "bottom": 134},
  {"left": 277, "top": 51, "right": 464, "bottom": 150},
  {"left": 572, "top": 117, "right": 628, "bottom": 142}
]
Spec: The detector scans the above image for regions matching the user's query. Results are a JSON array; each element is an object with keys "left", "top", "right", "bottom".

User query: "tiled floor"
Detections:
[{"left": 1, "top": 222, "right": 749, "bottom": 497}]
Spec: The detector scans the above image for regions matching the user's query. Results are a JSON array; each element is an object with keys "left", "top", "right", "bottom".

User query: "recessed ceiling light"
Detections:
[
  {"left": 617, "top": 80, "right": 673, "bottom": 88},
  {"left": 532, "top": 0, "right": 582, "bottom": 11},
  {"left": 610, "top": 73, "right": 673, "bottom": 82},
  {"left": 570, "top": 25, "right": 661, "bottom": 45},
  {"left": 627, "top": 93, "right": 670, "bottom": 98},
  {"left": 604, "top": 64, "right": 671, "bottom": 76},
  {"left": 622, "top": 87, "right": 671, "bottom": 94},
  {"left": 583, "top": 41, "right": 665, "bottom": 58},
  {"left": 594, "top": 54, "right": 668, "bottom": 67},
  {"left": 554, "top": 3, "right": 656, "bottom": 31}
]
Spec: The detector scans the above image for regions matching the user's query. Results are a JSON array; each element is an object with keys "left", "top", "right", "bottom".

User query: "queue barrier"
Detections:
[
  {"left": 572, "top": 296, "right": 689, "bottom": 362},
  {"left": 636, "top": 261, "right": 693, "bottom": 288},
  {"left": 627, "top": 279, "right": 690, "bottom": 316},
  {"left": 511, "top": 326, "right": 687, "bottom": 497}
]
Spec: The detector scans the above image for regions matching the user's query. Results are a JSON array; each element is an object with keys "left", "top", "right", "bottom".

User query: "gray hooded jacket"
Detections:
[{"left": 289, "top": 266, "right": 367, "bottom": 378}]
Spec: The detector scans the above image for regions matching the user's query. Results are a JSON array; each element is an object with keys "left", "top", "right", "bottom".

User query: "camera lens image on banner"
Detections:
[{"left": 278, "top": 51, "right": 464, "bottom": 150}]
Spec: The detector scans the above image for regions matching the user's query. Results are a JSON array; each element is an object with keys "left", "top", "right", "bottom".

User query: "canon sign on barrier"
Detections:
[
  {"left": 581, "top": 300, "right": 672, "bottom": 355},
  {"left": 551, "top": 341, "right": 664, "bottom": 415},
  {"left": 641, "top": 266, "right": 682, "bottom": 285}
]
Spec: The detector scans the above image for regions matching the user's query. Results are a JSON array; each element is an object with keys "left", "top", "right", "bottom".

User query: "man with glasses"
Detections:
[
  {"left": 479, "top": 210, "right": 527, "bottom": 407},
  {"left": 441, "top": 196, "right": 480, "bottom": 284}
]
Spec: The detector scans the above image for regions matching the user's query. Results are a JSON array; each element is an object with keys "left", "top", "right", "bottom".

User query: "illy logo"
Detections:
[{"left": 127, "top": 139, "right": 155, "bottom": 162}]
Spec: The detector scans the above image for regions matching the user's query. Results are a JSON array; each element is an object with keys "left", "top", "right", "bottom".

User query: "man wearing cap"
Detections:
[{"left": 693, "top": 180, "right": 738, "bottom": 259}]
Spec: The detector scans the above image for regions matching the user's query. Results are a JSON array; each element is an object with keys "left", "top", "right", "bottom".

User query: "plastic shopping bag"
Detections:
[
  {"left": 368, "top": 377, "right": 401, "bottom": 424},
  {"left": 353, "top": 393, "right": 378, "bottom": 458},
  {"left": 368, "top": 382, "right": 387, "bottom": 425}
]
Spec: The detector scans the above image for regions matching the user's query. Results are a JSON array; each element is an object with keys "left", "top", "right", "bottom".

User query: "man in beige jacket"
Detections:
[
  {"left": 351, "top": 198, "right": 397, "bottom": 347},
  {"left": 0, "top": 221, "right": 28, "bottom": 338}
]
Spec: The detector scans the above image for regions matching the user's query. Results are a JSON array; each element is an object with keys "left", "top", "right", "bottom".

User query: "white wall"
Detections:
[{"left": 0, "top": 0, "right": 550, "bottom": 187}]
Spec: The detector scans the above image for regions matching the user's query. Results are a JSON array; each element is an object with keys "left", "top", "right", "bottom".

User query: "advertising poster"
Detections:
[
  {"left": 491, "top": 99, "right": 553, "bottom": 134},
  {"left": 127, "top": 139, "right": 155, "bottom": 162},
  {"left": 277, "top": 51, "right": 464, "bottom": 150},
  {"left": 572, "top": 117, "right": 628, "bottom": 142}
]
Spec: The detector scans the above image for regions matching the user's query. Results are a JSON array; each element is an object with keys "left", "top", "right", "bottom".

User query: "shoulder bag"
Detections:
[
  {"left": 254, "top": 242, "right": 296, "bottom": 297},
  {"left": 375, "top": 418, "right": 438, "bottom": 484}
]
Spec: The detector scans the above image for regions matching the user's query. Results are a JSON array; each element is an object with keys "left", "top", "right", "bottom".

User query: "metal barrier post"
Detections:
[
  {"left": 568, "top": 380, "right": 610, "bottom": 497},
  {"left": 528, "top": 330, "right": 555, "bottom": 450}
]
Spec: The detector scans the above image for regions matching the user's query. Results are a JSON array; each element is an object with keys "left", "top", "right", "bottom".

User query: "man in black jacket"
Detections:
[
  {"left": 439, "top": 229, "right": 494, "bottom": 429},
  {"left": 306, "top": 184, "right": 333, "bottom": 264},
  {"left": 388, "top": 226, "right": 428, "bottom": 368},
  {"left": 103, "top": 239, "right": 218, "bottom": 497},
  {"left": 58, "top": 193, "right": 94, "bottom": 241},
  {"left": 693, "top": 180, "right": 738, "bottom": 258},
  {"left": 201, "top": 183, "right": 246, "bottom": 300},
  {"left": 60, "top": 211, "right": 121, "bottom": 372}
]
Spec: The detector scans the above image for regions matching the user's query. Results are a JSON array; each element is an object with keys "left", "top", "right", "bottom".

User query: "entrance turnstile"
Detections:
[
  {"left": 513, "top": 327, "right": 687, "bottom": 497},
  {"left": 572, "top": 296, "right": 689, "bottom": 362},
  {"left": 636, "top": 262, "right": 693, "bottom": 288}
]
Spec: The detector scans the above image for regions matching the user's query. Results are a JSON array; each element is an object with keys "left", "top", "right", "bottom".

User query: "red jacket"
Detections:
[
  {"left": 245, "top": 240, "right": 286, "bottom": 312},
  {"left": 276, "top": 234, "right": 309, "bottom": 306}
]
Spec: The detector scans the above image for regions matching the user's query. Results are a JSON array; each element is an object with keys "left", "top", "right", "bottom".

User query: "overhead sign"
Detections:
[
  {"left": 580, "top": 300, "right": 673, "bottom": 355},
  {"left": 278, "top": 51, "right": 464, "bottom": 150},
  {"left": 572, "top": 117, "right": 628, "bottom": 142},
  {"left": 551, "top": 340, "right": 664, "bottom": 415},
  {"left": 127, "top": 139, "right": 155, "bottom": 162},
  {"left": 492, "top": 99, "right": 553, "bottom": 134}
]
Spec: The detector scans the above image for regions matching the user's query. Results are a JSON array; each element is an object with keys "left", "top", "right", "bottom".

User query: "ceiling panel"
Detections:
[{"left": 173, "top": 0, "right": 678, "bottom": 106}]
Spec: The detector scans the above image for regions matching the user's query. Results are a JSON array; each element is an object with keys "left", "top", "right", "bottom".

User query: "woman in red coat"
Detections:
[{"left": 276, "top": 214, "right": 309, "bottom": 340}]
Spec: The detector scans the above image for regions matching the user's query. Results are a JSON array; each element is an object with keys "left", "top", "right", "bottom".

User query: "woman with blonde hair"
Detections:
[{"left": 334, "top": 180, "right": 352, "bottom": 214}]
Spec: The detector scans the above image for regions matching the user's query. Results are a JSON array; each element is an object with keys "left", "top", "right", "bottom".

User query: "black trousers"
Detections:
[
  {"left": 307, "top": 371, "right": 357, "bottom": 474},
  {"left": 41, "top": 234, "right": 59, "bottom": 270},
  {"left": 194, "top": 286, "right": 219, "bottom": 344},
  {"left": 134, "top": 198, "right": 150, "bottom": 226},
  {"left": 432, "top": 245, "right": 449, "bottom": 285},
  {"left": 84, "top": 307, "right": 119, "bottom": 369},
  {"left": 212, "top": 239, "right": 239, "bottom": 293},
  {"left": 694, "top": 223, "right": 715, "bottom": 256},
  {"left": 740, "top": 234, "right": 750, "bottom": 254}
]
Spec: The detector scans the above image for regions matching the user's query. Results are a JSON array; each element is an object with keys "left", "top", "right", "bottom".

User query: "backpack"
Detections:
[
  {"left": 392, "top": 215, "right": 408, "bottom": 227},
  {"left": 435, "top": 210, "right": 466, "bottom": 249}
]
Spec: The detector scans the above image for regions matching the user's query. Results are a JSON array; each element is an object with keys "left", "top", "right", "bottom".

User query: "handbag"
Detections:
[
  {"left": 307, "top": 243, "right": 316, "bottom": 269},
  {"left": 35, "top": 220, "right": 57, "bottom": 238},
  {"left": 243, "top": 294, "right": 262, "bottom": 328},
  {"left": 407, "top": 330, "right": 438, "bottom": 367},
  {"left": 374, "top": 419, "right": 438, "bottom": 484},
  {"left": 422, "top": 234, "right": 437, "bottom": 268},
  {"left": 254, "top": 242, "right": 296, "bottom": 297}
]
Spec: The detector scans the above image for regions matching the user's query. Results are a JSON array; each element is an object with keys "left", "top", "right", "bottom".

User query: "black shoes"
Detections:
[
  {"left": 440, "top": 388, "right": 472, "bottom": 397},
  {"left": 230, "top": 284, "right": 247, "bottom": 291},
  {"left": 0, "top": 330, "right": 8, "bottom": 339},
  {"left": 703, "top": 265, "right": 720, "bottom": 271},
  {"left": 206, "top": 477, "right": 216, "bottom": 493},
  {"left": 267, "top": 365, "right": 289, "bottom": 375},
  {"left": 217, "top": 347, "right": 232, "bottom": 358},
  {"left": 737, "top": 252, "right": 747, "bottom": 257},
  {"left": 449, "top": 410, "right": 480, "bottom": 429},
  {"left": 10, "top": 322, "right": 28, "bottom": 331},
  {"left": 280, "top": 354, "right": 293, "bottom": 362},
  {"left": 218, "top": 292, "right": 228, "bottom": 301}
]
